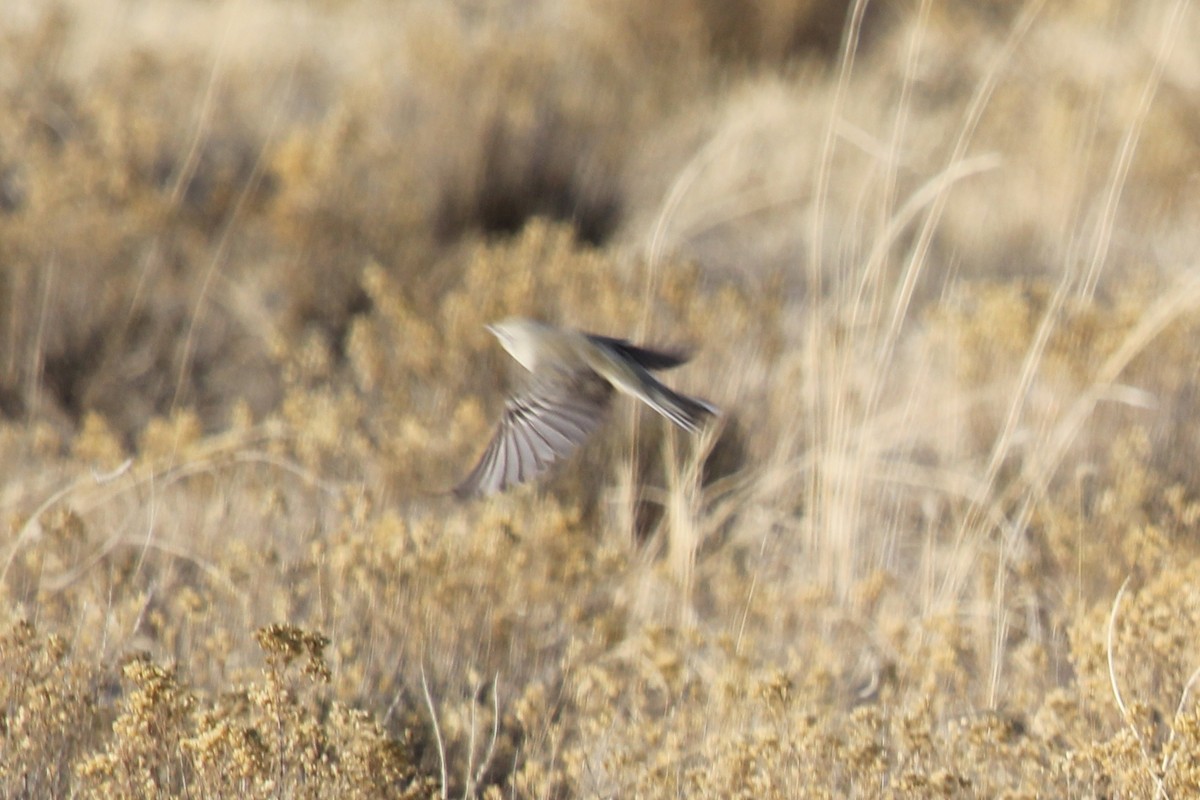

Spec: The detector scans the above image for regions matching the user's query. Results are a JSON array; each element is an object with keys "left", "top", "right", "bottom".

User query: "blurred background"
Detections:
[{"left": 3, "top": 0, "right": 1200, "bottom": 796}]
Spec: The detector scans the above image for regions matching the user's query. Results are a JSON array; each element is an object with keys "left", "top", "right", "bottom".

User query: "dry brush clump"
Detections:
[
  {"left": 0, "top": 620, "right": 436, "bottom": 800},
  {"left": 0, "top": 6, "right": 284, "bottom": 437},
  {"left": 0, "top": 621, "right": 100, "bottom": 798}
]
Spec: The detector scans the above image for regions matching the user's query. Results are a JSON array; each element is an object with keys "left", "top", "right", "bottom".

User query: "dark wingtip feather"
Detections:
[{"left": 585, "top": 334, "right": 692, "bottom": 371}]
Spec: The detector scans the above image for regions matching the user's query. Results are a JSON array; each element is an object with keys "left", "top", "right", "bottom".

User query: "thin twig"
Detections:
[
  {"left": 464, "top": 676, "right": 479, "bottom": 798},
  {"left": 91, "top": 458, "right": 134, "bottom": 485},
  {"left": 1081, "top": 0, "right": 1192, "bottom": 298},
  {"left": 470, "top": 673, "right": 502, "bottom": 796},
  {"left": 1158, "top": 664, "right": 1200, "bottom": 791},
  {"left": 421, "top": 665, "right": 449, "bottom": 800},
  {"left": 1107, "top": 576, "right": 1169, "bottom": 799}
]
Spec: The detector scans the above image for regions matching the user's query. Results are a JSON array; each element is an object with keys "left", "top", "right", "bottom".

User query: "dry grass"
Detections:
[{"left": 4, "top": 0, "right": 1200, "bottom": 796}]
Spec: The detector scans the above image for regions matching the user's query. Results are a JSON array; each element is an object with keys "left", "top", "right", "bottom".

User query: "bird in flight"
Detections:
[{"left": 455, "top": 318, "right": 719, "bottom": 497}]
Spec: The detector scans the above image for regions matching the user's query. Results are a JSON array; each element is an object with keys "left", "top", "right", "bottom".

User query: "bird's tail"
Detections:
[
  {"left": 588, "top": 337, "right": 718, "bottom": 431},
  {"left": 639, "top": 375, "right": 719, "bottom": 433}
]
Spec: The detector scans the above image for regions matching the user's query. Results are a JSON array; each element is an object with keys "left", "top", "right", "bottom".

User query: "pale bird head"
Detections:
[{"left": 486, "top": 317, "right": 546, "bottom": 372}]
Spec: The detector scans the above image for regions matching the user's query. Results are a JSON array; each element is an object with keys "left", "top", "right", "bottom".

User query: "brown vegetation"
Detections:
[{"left": 3, "top": 0, "right": 1200, "bottom": 795}]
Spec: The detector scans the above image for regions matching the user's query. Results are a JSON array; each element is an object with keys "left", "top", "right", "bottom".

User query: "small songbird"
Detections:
[{"left": 455, "top": 318, "right": 719, "bottom": 497}]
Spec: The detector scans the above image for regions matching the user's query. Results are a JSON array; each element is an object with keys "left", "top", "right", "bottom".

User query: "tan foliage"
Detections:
[{"left": 4, "top": 0, "right": 1200, "bottom": 797}]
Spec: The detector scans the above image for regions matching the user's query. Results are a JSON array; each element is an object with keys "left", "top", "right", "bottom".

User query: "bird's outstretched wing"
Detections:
[{"left": 455, "top": 371, "right": 612, "bottom": 497}]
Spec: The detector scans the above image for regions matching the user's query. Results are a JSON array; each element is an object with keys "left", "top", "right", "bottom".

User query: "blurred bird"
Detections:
[{"left": 455, "top": 317, "right": 719, "bottom": 497}]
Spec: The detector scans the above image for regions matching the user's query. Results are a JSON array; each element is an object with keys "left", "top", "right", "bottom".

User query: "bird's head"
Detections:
[{"left": 486, "top": 317, "right": 547, "bottom": 372}]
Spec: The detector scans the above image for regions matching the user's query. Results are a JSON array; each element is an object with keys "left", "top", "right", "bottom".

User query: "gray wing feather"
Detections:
[{"left": 455, "top": 372, "right": 612, "bottom": 497}]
